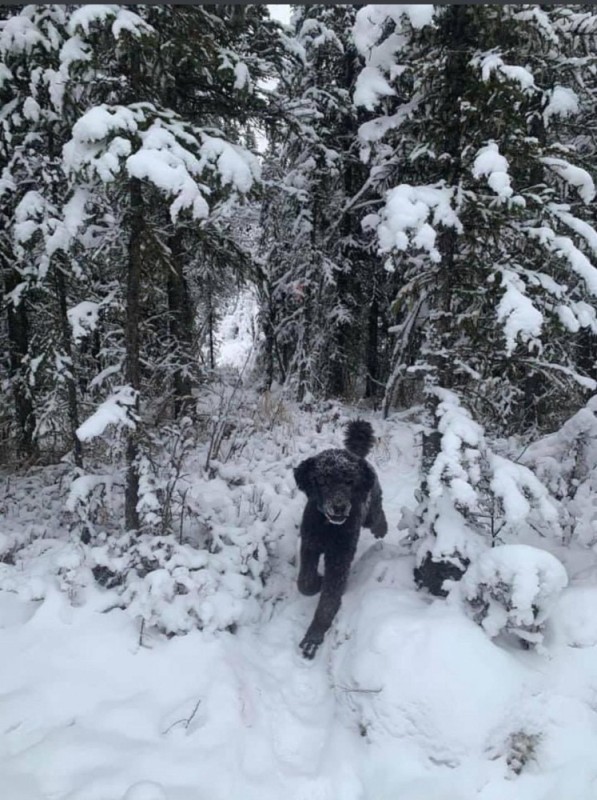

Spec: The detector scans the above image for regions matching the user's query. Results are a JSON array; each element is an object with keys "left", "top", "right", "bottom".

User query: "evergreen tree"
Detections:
[
  {"left": 355, "top": 4, "right": 597, "bottom": 430},
  {"left": 353, "top": 4, "right": 597, "bottom": 591},
  {"left": 0, "top": 5, "right": 87, "bottom": 464},
  {"left": 259, "top": 5, "right": 394, "bottom": 403},
  {"left": 60, "top": 4, "right": 265, "bottom": 529},
  {"left": 0, "top": 5, "right": 279, "bottom": 533}
]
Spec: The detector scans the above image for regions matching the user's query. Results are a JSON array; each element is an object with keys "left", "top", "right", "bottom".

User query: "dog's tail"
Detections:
[{"left": 344, "top": 419, "right": 374, "bottom": 458}]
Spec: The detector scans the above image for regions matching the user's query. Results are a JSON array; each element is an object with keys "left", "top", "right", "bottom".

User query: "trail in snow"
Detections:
[{"left": 1, "top": 413, "right": 597, "bottom": 799}]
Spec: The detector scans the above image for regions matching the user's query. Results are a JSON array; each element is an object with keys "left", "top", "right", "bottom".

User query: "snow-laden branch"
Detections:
[
  {"left": 67, "top": 5, "right": 153, "bottom": 39},
  {"left": 489, "top": 454, "right": 558, "bottom": 524},
  {"left": 377, "top": 183, "right": 462, "bottom": 261},
  {"left": 471, "top": 51, "right": 536, "bottom": 91},
  {"left": 472, "top": 142, "right": 513, "bottom": 200},
  {"left": 353, "top": 5, "right": 434, "bottom": 111},
  {"left": 542, "top": 157, "right": 595, "bottom": 204},
  {"left": 526, "top": 225, "right": 597, "bottom": 295},
  {"left": 0, "top": 9, "right": 60, "bottom": 55},
  {"left": 63, "top": 105, "right": 260, "bottom": 221},
  {"left": 76, "top": 386, "right": 139, "bottom": 441},
  {"left": 497, "top": 270, "right": 543, "bottom": 355},
  {"left": 543, "top": 86, "right": 579, "bottom": 125},
  {"left": 550, "top": 204, "right": 597, "bottom": 255},
  {"left": 67, "top": 301, "right": 99, "bottom": 343},
  {"left": 353, "top": 4, "right": 434, "bottom": 59}
]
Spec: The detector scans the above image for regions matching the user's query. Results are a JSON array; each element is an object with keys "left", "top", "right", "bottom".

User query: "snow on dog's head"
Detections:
[{"left": 294, "top": 449, "right": 374, "bottom": 525}]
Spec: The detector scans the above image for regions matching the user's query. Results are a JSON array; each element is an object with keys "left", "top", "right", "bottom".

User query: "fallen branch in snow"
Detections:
[{"left": 161, "top": 699, "right": 202, "bottom": 735}]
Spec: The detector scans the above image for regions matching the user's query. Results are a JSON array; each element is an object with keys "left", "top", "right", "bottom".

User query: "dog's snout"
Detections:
[{"left": 325, "top": 495, "right": 350, "bottom": 520}]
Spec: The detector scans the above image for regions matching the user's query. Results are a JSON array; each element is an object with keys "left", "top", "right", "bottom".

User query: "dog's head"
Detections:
[{"left": 294, "top": 449, "right": 375, "bottom": 525}]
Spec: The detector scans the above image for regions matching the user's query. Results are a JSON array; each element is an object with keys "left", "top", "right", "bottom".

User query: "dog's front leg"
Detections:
[
  {"left": 299, "top": 552, "right": 351, "bottom": 659},
  {"left": 298, "top": 540, "right": 322, "bottom": 596}
]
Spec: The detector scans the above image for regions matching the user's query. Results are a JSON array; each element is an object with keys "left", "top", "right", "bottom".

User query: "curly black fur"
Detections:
[{"left": 294, "top": 420, "right": 388, "bottom": 659}]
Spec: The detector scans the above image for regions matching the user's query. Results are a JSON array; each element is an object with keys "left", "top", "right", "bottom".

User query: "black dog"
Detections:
[{"left": 294, "top": 420, "right": 388, "bottom": 658}]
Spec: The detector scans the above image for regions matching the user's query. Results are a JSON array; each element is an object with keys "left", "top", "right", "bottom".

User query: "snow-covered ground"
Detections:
[{"left": 2, "top": 402, "right": 597, "bottom": 800}]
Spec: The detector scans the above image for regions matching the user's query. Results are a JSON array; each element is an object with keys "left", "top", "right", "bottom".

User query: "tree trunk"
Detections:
[
  {"left": 365, "top": 294, "right": 380, "bottom": 405},
  {"left": 262, "top": 291, "right": 275, "bottom": 391},
  {"left": 328, "top": 44, "right": 361, "bottom": 399},
  {"left": 124, "top": 177, "right": 143, "bottom": 532},
  {"left": 54, "top": 262, "right": 83, "bottom": 467},
  {"left": 46, "top": 127, "right": 82, "bottom": 466},
  {"left": 327, "top": 263, "right": 349, "bottom": 398},
  {"left": 3, "top": 265, "right": 36, "bottom": 459},
  {"left": 206, "top": 278, "right": 216, "bottom": 371},
  {"left": 167, "top": 231, "right": 195, "bottom": 416},
  {"left": 578, "top": 328, "right": 597, "bottom": 382}
]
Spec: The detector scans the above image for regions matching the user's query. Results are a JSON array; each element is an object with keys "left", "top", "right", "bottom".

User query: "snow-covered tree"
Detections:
[
  {"left": 0, "top": 5, "right": 90, "bottom": 464},
  {"left": 259, "top": 5, "right": 395, "bottom": 403},
  {"left": 58, "top": 4, "right": 265, "bottom": 529},
  {"left": 0, "top": 5, "right": 280, "bottom": 541},
  {"left": 356, "top": 4, "right": 597, "bottom": 431},
  {"left": 354, "top": 4, "right": 597, "bottom": 592}
]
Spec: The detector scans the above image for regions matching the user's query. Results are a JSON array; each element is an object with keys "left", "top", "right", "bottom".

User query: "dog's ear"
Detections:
[
  {"left": 357, "top": 461, "right": 376, "bottom": 494},
  {"left": 294, "top": 457, "right": 316, "bottom": 496}
]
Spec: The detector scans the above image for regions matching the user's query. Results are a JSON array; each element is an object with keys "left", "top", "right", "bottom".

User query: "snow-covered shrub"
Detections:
[
  {"left": 77, "top": 398, "right": 307, "bottom": 636},
  {"left": 523, "top": 396, "right": 597, "bottom": 545},
  {"left": 504, "top": 730, "right": 542, "bottom": 777},
  {"left": 0, "top": 464, "right": 96, "bottom": 605},
  {"left": 414, "top": 497, "right": 487, "bottom": 596},
  {"left": 79, "top": 447, "right": 277, "bottom": 634},
  {"left": 410, "top": 389, "right": 560, "bottom": 596},
  {"left": 459, "top": 544, "right": 568, "bottom": 649},
  {"left": 486, "top": 726, "right": 543, "bottom": 778},
  {"left": 66, "top": 472, "right": 121, "bottom": 543},
  {"left": 89, "top": 528, "right": 267, "bottom": 636}
]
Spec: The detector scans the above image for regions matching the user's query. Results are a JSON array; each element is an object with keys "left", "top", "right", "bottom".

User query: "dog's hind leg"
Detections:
[
  {"left": 369, "top": 507, "right": 388, "bottom": 538},
  {"left": 364, "top": 481, "right": 388, "bottom": 539}
]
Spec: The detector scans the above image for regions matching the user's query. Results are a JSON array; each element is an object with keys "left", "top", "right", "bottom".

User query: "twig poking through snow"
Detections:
[{"left": 161, "top": 699, "right": 202, "bottom": 735}]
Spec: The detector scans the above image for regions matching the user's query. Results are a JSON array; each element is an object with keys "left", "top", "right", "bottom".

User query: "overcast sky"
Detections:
[{"left": 268, "top": 4, "right": 292, "bottom": 26}]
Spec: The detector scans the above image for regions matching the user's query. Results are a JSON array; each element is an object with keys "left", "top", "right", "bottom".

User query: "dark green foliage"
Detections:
[
  {"left": 358, "top": 6, "right": 597, "bottom": 435},
  {"left": 258, "top": 5, "right": 399, "bottom": 403}
]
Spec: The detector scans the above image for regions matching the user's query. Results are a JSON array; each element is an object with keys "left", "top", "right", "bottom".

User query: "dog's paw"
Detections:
[
  {"left": 299, "top": 633, "right": 323, "bottom": 660},
  {"left": 372, "top": 518, "right": 388, "bottom": 539},
  {"left": 297, "top": 573, "right": 322, "bottom": 596}
]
